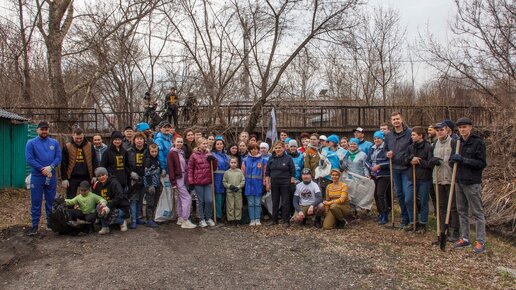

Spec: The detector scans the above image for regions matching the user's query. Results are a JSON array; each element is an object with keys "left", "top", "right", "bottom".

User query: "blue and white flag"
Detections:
[{"left": 266, "top": 107, "right": 277, "bottom": 143}]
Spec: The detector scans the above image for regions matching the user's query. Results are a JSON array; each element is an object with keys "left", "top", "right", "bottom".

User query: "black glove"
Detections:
[
  {"left": 230, "top": 185, "right": 239, "bottom": 192},
  {"left": 450, "top": 154, "right": 463, "bottom": 165},
  {"left": 430, "top": 157, "right": 442, "bottom": 166},
  {"left": 207, "top": 155, "right": 216, "bottom": 162}
]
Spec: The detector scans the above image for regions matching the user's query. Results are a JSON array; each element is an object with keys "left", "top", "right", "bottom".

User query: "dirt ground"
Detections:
[{"left": 1, "top": 189, "right": 515, "bottom": 289}]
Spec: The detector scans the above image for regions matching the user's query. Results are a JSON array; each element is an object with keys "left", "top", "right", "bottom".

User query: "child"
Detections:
[
  {"left": 223, "top": 157, "right": 245, "bottom": 226},
  {"left": 241, "top": 144, "right": 267, "bottom": 226},
  {"left": 188, "top": 137, "right": 218, "bottom": 227},
  {"left": 143, "top": 143, "right": 163, "bottom": 228},
  {"left": 404, "top": 126, "right": 434, "bottom": 232},
  {"left": 66, "top": 181, "right": 106, "bottom": 226},
  {"left": 127, "top": 132, "right": 147, "bottom": 229}
]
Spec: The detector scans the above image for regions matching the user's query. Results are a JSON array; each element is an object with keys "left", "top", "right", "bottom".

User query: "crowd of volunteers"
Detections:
[{"left": 25, "top": 110, "right": 488, "bottom": 253}]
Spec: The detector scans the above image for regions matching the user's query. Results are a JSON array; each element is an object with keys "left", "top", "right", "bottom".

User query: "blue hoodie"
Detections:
[
  {"left": 25, "top": 136, "right": 62, "bottom": 177},
  {"left": 154, "top": 132, "right": 173, "bottom": 171}
]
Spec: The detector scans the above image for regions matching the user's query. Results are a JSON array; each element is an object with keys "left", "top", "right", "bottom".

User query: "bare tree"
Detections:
[
  {"left": 235, "top": 0, "right": 360, "bottom": 132},
  {"left": 421, "top": 0, "right": 515, "bottom": 107}
]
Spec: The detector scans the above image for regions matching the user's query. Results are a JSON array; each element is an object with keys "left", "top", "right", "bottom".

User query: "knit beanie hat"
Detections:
[
  {"left": 327, "top": 134, "right": 339, "bottom": 145},
  {"left": 288, "top": 139, "right": 298, "bottom": 147},
  {"left": 373, "top": 131, "right": 384, "bottom": 140}
]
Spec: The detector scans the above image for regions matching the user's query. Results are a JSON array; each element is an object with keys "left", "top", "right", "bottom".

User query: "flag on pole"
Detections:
[{"left": 266, "top": 107, "right": 277, "bottom": 144}]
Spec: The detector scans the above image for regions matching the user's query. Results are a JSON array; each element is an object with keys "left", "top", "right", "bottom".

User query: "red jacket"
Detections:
[
  {"left": 187, "top": 149, "right": 217, "bottom": 186},
  {"left": 167, "top": 148, "right": 183, "bottom": 186}
]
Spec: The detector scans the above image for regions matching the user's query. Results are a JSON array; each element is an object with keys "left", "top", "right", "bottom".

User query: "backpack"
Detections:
[{"left": 50, "top": 198, "right": 87, "bottom": 235}]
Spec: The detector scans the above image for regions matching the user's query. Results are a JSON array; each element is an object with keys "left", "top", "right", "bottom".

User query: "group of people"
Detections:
[{"left": 25, "top": 111, "right": 487, "bottom": 253}]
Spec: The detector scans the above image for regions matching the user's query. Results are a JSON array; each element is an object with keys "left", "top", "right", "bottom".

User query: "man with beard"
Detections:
[
  {"left": 25, "top": 121, "right": 62, "bottom": 236},
  {"left": 61, "top": 127, "right": 97, "bottom": 198}
]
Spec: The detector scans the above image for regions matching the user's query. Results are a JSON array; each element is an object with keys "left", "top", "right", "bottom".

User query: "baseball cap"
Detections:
[
  {"left": 301, "top": 168, "right": 312, "bottom": 175},
  {"left": 353, "top": 127, "right": 364, "bottom": 133},
  {"left": 434, "top": 122, "right": 446, "bottom": 129},
  {"left": 319, "top": 135, "right": 327, "bottom": 141},
  {"left": 37, "top": 121, "right": 49, "bottom": 129}
]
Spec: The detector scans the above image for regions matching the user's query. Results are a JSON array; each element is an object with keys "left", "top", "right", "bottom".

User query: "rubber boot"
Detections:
[{"left": 130, "top": 200, "right": 138, "bottom": 229}]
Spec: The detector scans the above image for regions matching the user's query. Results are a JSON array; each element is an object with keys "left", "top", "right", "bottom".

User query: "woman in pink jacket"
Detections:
[{"left": 187, "top": 137, "right": 218, "bottom": 228}]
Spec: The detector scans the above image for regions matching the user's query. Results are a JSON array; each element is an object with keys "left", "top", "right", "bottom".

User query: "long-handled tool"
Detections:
[
  {"left": 412, "top": 164, "right": 417, "bottom": 232},
  {"left": 210, "top": 159, "right": 217, "bottom": 226},
  {"left": 440, "top": 140, "right": 461, "bottom": 251},
  {"left": 434, "top": 168, "right": 441, "bottom": 244},
  {"left": 389, "top": 158, "right": 395, "bottom": 228}
]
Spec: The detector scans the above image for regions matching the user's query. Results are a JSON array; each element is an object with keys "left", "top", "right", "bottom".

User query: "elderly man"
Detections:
[
  {"left": 25, "top": 121, "right": 62, "bottom": 236},
  {"left": 61, "top": 127, "right": 97, "bottom": 199}
]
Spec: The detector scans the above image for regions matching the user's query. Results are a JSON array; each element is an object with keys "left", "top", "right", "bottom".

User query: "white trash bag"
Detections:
[
  {"left": 154, "top": 176, "right": 175, "bottom": 222},
  {"left": 341, "top": 171, "right": 375, "bottom": 210}
]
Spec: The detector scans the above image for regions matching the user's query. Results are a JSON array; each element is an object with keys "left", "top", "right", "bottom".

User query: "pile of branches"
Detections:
[{"left": 482, "top": 112, "right": 515, "bottom": 235}]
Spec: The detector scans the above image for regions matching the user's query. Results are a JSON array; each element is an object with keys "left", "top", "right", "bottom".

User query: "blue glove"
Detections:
[{"left": 450, "top": 154, "right": 463, "bottom": 164}]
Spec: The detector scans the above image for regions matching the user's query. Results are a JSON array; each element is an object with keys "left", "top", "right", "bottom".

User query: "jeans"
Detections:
[
  {"left": 100, "top": 209, "right": 125, "bottom": 227},
  {"left": 246, "top": 195, "right": 262, "bottom": 221},
  {"left": 391, "top": 169, "right": 411, "bottom": 224},
  {"left": 30, "top": 175, "right": 57, "bottom": 228},
  {"left": 455, "top": 183, "right": 486, "bottom": 243},
  {"left": 195, "top": 185, "right": 213, "bottom": 221},
  {"left": 405, "top": 180, "right": 430, "bottom": 224}
]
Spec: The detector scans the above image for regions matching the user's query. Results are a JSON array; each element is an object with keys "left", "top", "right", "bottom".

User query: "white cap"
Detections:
[
  {"left": 354, "top": 127, "right": 364, "bottom": 133},
  {"left": 319, "top": 135, "right": 327, "bottom": 141},
  {"left": 259, "top": 142, "right": 269, "bottom": 151},
  {"left": 288, "top": 139, "right": 298, "bottom": 147}
]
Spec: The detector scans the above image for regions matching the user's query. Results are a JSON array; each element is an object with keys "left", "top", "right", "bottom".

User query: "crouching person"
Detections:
[
  {"left": 143, "top": 144, "right": 163, "bottom": 228},
  {"left": 66, "top": 181, "right": 106, "bottom": 229},
  {"left": 323, "top": 170, "right": 351, "bottom": 230},
  {"left": 94, "top": 167, "right": 130, "bottom": 234},
  {"left": 293, "top": 168, "right": 324, "bottom": 228}
]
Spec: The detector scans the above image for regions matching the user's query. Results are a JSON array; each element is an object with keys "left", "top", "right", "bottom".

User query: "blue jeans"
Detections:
[
  {"left": 30, "top": 175, "right": 57, "bottom": 228},
  {"left": 405, "top": 180, "right": 430, "bottom": 225},
  {"left": 195, "top": 185, "right": 213, "bottom": 220},
  {"left": 100, "top": 209, "right": 126, "bottom": 227},
  {"left": 391, "top": 169, "right": 411, "bottom": 224},
  {"left": 246, "top": 195, "right": 262, "bottom": 221}
]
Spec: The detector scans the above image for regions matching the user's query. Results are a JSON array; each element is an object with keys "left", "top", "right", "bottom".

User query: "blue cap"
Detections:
[
  {"left": 349, "top": 138, "right": 360, "bottom": 145},
  {"left": 327, "top": 134, "right": 339, "bottom": 144},
  {"left": 136, "top": 122, "right": 150, "bottom": 132},
  {"left": 373, "top": 131, "right": 384, "bottom": 140},
  {"left": 215, "top": 135, "right": 224, "bottom": 141},
  {"left": 284, "top": 137, "right": 292, "bottom": 143}
]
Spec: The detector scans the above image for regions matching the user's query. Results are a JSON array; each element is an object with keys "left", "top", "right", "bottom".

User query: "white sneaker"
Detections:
[
  {"left": 181, "top": 220, "right": 197, "bottom": 229},
  {"left": 120, "top": 220, "right": 128, "bottom": 232},
  {"left": 207, "top": 219, "right": 215, "bottom": 227},
  {"left": 255, "top": 219, "right": 262, "bottom": 226},
  {"left": 249, "top": 221, "right": 256, "bottom": 226},
  {"left": 199, "top": 220, "right": 207, "bottom": 228},
  {"left": 99, "top": 227, "right": 110, "bottom": 235},
  {"left": 177, "top": 217, "right": 184, "bottom": 226}
]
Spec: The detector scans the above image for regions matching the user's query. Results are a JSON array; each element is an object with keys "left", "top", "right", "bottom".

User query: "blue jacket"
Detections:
[
  {"left": 343, "top": 149, "right": 369, "bottom": 177},
  {"left": 358, "top": 139, "right": 373, "bottom": 155},
  {"left": 365, "top": 143, "right": 390, "bottom": 177},
  {"left": 384, "top": 126, "right": 413, "bottom": 171},
  {"left": 154, "top": 132, "right": 173, "bottom": 171},
  {"left": 213, "top": 151, "right": 231, "bottom": 194},
  {"left": 321, "top": 146, "right": 347, "bottom": 180},
  {"left": 25, "top": 136, "right": 62, "bottom": 177},
  {"left": 287, "top": 150, "right": 304, "bottom": 181},
  {"left": 243, "top": 154, "right": 267, "bottom": 196}
]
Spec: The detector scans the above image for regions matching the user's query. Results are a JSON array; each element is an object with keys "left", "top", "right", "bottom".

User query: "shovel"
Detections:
[
  {"left": 433, "top": 167, "right": 441, "bottom": 245},
  {"left": 389, "top": 158, "right": 395, "bottom": 228},
  {"left": 440, "top": 140, "right": 461, "bottom": 251},
  {"left": 412, "top": 164, "right": 417, "bottom": 232}
]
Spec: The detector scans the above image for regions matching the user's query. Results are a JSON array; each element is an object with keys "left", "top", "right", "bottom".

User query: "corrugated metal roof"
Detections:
[{"left": 0, "top": 109, "right": 29, "bottom": 121}]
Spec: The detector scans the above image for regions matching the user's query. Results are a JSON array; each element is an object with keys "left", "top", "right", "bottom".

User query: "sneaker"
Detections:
[
  {"left": 249, "top": 220, "right": 256, "bottom": 226},
  {"left": 416, "top": 223, "right": 427, "bottom": 233},
  {"left": 146, "top": 220, "right": 160, "bottom": 228},
  {"left": 453, "top": 238, "right": 471, "bottom": 248},
  {"left": 177, "top": 217, "right": 184, "bottom": 226},
  {"left": 267, "top": 220, "right": 278, "bottom": 226},
  {"left": 199, "top": 220, "right": 207, "bottom": 228},
  {"left": 283, "top": 221, "right": 290, "bottom": 228},
  {"left": 27, "top": 226, "right": 38, "bottom": 236},
  {"left": 207, "top": 219, "right": 215, "bottom": 227},
  {"left": 137, "top": 218, "right": 146, "bottom": 225},
  {"left": 99, "top": 227, "right": 110, "bottom": 235},
  {"left": 130, "top": 222, "right": 137, "bottom": 230},
  {"left": 120, "top": 220, "right": 128, "bottom": 232},
  {"left": 403, "top": 223, "right": 414, "bottom": 232},
  {"left": 255, "top": 220, "right": 262, "bottom": 226},
  {"left": 336, "top": 219, "right": 348, "bottom": 229},
  {"left": 181, "top": 220, "right": 197, "bottom": 229},
  {"left": 472, "top": 242, "right": 486, "bottom": 254}
]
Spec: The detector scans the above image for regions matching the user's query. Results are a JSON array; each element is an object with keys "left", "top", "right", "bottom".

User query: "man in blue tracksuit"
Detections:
[
  {"left": 384, "top": 112, "right": 412, "bottom": 228},
  {"left": 25, "top": 121, "right": 62, "bottom": 236}
]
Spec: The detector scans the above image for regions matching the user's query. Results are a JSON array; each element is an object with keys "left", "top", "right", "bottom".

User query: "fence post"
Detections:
[
  {"left": 319, "top": 107, "right": 323, "bottom": 128},
  {"left": 94, "top": 108, "right": 98, "bottom": 132},
  {"left": 358, "top": 107, "right": 362, "bottom": 127}
]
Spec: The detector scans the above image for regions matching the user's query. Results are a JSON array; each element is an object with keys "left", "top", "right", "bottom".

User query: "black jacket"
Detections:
[
  {"left": 101, "top": 145, "right": 129, "bottom": 187},
  {"left": 405, "top": 140, "right": 434, "bottom": 181},
  {"left": 453, "top": 134, "right": 486, "bottom": 185},
  {"left": 384, "top": 126, "right": 413, "bottom": 171},
  {"left": 127, "top": 145, "right": 147, "bottom": 177},
  {"left": 94, "top": 176, "right": 129, "bottom": 210},
  {"left": 265, "top": 152, "right": 295, "bottom": 185}
]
